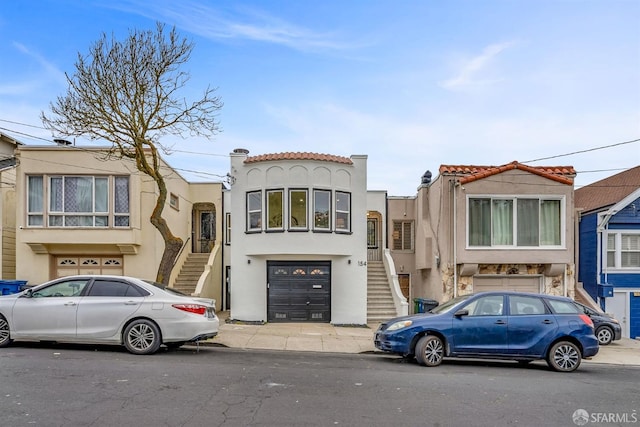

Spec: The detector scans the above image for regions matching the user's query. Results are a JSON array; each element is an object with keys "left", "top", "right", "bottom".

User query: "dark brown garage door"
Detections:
[{"left": 267, "top": 261, "right": 331, "bottom": 322}]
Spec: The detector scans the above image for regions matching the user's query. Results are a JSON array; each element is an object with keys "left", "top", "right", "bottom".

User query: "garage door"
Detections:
[
  {"left": 473, "top": 276, "right": 541, "bottom": 293},
  {"left": 267, "top": 261, "right": 331, "bottom": 322},
  {"left": 56, "top": 256, "right": 124, "bottom": 278}
]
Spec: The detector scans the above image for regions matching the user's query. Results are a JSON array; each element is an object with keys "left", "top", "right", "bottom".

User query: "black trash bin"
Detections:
[{"left": 422, "top": 299, "right": 439, "bottom": 312}]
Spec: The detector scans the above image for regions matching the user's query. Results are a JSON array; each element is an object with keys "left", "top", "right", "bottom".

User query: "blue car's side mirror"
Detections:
[{"left": 454, "top": 309, "right": 469, "bottom": 317}]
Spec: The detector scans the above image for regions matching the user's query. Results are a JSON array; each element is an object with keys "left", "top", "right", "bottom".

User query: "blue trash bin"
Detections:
[{"left": 0, "top": 280, "right": 28, "bottom": 295}]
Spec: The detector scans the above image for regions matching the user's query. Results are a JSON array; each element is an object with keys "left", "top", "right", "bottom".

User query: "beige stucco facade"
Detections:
[
  {"left": 389, "top": 165, "right": 576, "bottom": 311},
  {"left": 14, "top": 146, "right": 223, "bottom": 300}
]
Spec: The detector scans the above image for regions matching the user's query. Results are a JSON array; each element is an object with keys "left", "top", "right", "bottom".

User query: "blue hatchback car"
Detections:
[{"left": 374, "top": 291, "right": 599, "bottom": 372}]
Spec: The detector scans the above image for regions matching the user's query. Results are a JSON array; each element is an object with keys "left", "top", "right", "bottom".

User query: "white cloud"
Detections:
[
  {"left": 104, "top": 0, "right": 353, "bottom": 52},
  {"left": 440, "top": 41, "right": 517, "bottom": 90}
]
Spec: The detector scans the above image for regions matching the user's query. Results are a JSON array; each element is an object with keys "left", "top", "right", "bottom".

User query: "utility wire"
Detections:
[{"left": 523, "top": 138, "right": 640, "bottom": 163}]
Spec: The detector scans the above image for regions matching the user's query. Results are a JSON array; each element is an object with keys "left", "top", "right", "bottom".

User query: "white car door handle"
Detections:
[
  {"left": 124, "top": 301, "right": 139, "bottom": 305},
  {"left": 64, "top": 302, "right": 77, "bottom": 306}
]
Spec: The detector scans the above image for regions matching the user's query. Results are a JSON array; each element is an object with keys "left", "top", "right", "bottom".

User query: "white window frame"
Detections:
[{"left": 604, "top": 231, "right": 640, "bottom": 272}]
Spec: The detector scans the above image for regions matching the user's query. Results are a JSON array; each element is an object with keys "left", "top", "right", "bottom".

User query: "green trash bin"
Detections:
[{"left": 414, "top": 298, "right": 424, "bottom": 313}]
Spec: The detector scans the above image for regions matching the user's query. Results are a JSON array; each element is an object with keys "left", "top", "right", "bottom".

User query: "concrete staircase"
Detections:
[
  {"left": 172, "top": 253, "right": 209, "bottom": 295},
  {"left": 367, "top": 261, "right": 397, "bottom": 324}
]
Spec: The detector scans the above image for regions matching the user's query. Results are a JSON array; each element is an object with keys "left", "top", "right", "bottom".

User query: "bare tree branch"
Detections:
[{"left": 41, "top": 22, "right": 223, "bottom": 284}]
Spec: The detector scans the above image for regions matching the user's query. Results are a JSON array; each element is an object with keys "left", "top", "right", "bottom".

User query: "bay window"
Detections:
[{"left": 27, "top": 175, "right": 129, "bottom": 228}]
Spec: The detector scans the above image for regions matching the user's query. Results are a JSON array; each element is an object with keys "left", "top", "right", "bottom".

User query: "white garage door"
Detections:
[
  {"left": 473, "top": 276, "right": 541, "bottom": 293},
  {"left": 56, "top": 256, "right": 124, "bottom": 278}
]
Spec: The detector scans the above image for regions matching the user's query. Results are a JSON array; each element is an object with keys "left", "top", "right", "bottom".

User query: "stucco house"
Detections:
[
  {"left": 226, "top": 149, "right": 372, "bottom": 325},
  {"left": 576, "top": 166, "right": 640, "bottom": 339},
  {"left": 14, "top": 144, "right": 224, "bottom": 308},
  {"left": 388, "top": 161, "right": 578, "bottom": 308},
  {"left": 0, "top": 132, "right": 21, "bottom": 280}
]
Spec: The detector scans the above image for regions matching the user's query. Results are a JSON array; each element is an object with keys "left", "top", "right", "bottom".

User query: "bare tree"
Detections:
[{"left": 42, "top": 23, "right": 223, "bottom": 284}]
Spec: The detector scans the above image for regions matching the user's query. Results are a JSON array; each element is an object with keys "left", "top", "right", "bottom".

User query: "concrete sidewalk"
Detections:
[{"left": 204, "top": 311, "right": 640, "bottom": 366}]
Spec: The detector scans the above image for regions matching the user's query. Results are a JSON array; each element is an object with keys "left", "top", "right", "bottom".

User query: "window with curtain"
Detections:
[
  {"left": 468, "top": 196, "right": 563, "bottom": 247},
  {"left": 27, "top": 175, "right": 129, "bottom": 228},
  {"left": 27, "top": 176, "right": 44, "bottom": 226}
]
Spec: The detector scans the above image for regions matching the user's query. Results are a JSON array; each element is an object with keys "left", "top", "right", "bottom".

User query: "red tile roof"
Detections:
[
  {"left": 575, "top": 165, "right": 640, "bottom": 213},
  {"left": 439, "top": 161, "right": 576, "bottom": 185},
  {"left": 244, "top": 152, "right": 353, "bottom": 165}
]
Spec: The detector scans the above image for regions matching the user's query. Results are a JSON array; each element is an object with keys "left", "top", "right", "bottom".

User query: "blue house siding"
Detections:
[
  {"left": 609, "top": 197, "right": 640, "bottom": 225},
  {"left": 578, "top": 213, "right": 599, "bottom": 300},
  {"left": 631, "top": 294, "right": 640, "bottom": 339}
]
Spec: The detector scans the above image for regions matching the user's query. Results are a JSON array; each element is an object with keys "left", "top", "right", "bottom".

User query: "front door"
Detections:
[
  {"left": 196, "top": 210, "right": 215, "bottom": 253},
  {"left": 608, "top": 291, "right": 632, "bottom": 338}
]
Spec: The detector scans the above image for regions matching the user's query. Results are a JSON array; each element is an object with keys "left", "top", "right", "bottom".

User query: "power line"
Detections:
[{"left": 523, "top": 138, "right": 640, "bottom": 163}]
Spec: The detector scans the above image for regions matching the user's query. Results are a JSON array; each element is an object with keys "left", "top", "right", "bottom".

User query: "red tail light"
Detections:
[
  {"left": 172, "top": 304, "right": 207, "bottom": 315},
  {"left": 579, "top": 314, "right": 594, "bottom": 328}
]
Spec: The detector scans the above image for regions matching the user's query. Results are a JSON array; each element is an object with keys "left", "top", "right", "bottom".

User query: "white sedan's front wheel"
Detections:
[
  {"left": 123, "top": 319, "right": 162, "bottom": 355},
  {"left": 0, "top": 315, "right": 12, "bottom": 348}
]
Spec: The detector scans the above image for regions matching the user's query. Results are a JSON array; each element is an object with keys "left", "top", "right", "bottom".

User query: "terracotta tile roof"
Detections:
[
  {"left": 575, "top": 165, "right": 640, "bottom": 213},
  {"left": 244, "top": 152, "right": 353, "bottom": 165},
  {"left": 439, "top": 161, "right": 576, "bottom": 185}
]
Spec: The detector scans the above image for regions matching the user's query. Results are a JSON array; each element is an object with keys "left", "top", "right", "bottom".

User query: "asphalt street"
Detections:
[{"left": 1, "top": 343, "right": 638, "bottom": 427}]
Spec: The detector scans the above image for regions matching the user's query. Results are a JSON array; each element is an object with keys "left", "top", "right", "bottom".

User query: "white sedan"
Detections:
[{"left": 0, "top": 275, "right": 219, "bottom": 355}]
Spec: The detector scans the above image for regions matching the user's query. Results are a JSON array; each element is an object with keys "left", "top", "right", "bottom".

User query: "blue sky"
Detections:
[{"left": 1, "top": 0, "right": 638, "bottom": 195}]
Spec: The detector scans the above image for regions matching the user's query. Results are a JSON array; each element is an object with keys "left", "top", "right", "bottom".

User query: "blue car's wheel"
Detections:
[
  {"left": 415, "top": 335, "right": 444, "bottom": 367},
  {"left": 547, "top": 341, "right": 581, "bottom": 372}
]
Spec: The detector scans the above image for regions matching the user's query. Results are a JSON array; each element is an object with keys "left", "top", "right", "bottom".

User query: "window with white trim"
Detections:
[
  {"left": 27, "top": 175, "right": 129, "bottom": 228},
  {"left": 606, "top": 232, "right": 640, "bottom": 269},
  {"left": 468, "top": 197, "right": 562, "bottom": 247}
]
